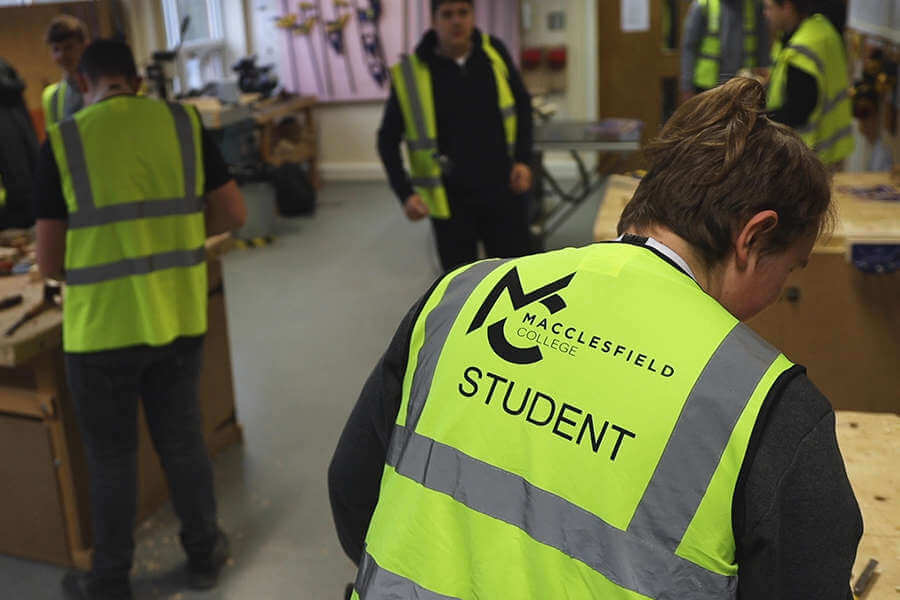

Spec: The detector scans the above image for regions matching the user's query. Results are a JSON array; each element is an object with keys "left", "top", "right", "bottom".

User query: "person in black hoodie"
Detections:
[
  {"left": 0, "top": 58, "right": 40, "bottom": 229},
  {"left": 377, "top": 0, "right": 534, "bottom": 272}
]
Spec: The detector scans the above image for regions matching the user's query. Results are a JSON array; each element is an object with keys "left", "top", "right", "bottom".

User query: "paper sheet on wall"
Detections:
[{"left": 621, "top": 0, "right": 650, "bottom": 33}]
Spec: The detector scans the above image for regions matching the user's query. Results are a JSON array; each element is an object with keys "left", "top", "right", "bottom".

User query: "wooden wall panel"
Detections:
[
  {"left": 597, "top": 0, "right": 685, "bottom": 168},
  {"left": 0, "top": 2, "right": 110, "bottom": 111}
]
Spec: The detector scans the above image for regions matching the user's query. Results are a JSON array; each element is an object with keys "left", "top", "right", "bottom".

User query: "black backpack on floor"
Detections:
[{"left": 272, "top": 162, "right": 316, "bottom": 216}]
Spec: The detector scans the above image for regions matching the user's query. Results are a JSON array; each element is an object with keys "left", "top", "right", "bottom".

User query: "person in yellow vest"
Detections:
[
  {"left": 33, "top": 40, "right": 247, "bottom": 600},
  {"left": 681, "top": 0, "right": 770, "bottom": 104},
  {"left": 42, "top": 15, "right": 89, "bottom": 126},
  {"left": 765, "top": 0, "right": 854, "bottom": 166},
  {"left": 329, "top": 78, "right": 862, "bottom": 599},
  {"left": 377, "top": 0, "right": 534, "bottom": 272}
]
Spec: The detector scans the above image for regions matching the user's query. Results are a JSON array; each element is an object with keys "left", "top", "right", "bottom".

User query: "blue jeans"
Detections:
[{"left": 66, "top": 337, "right": 219, "bottom": 586}]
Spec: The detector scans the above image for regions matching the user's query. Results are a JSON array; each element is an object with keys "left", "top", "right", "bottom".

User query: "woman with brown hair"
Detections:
[{"left": 330, "top": 77, "right": 861, "bottom": 599}]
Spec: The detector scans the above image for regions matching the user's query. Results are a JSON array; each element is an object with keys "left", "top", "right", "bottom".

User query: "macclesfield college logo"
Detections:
[{"left": 467, "top": 266, "right": 575, "bottom": 365}]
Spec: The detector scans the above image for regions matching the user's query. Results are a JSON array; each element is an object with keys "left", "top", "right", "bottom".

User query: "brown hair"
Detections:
[
  {"left": 45, "top": 15, "right": 88, "bottom": 45},
  {"left": 618, "top": 77, "right": 832, "bottom": 267}
]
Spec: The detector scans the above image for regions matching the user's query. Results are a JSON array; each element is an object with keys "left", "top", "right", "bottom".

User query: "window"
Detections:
[{"left": 162, "top": 0, "right": 226, "bottom": 93}]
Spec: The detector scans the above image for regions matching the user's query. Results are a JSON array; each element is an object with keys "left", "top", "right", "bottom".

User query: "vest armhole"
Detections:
[
  {"left": 400, "top": 270, "right": 457, "bottom": 369},
  {"left": 730, "top": 363, "right": 806, "bottom": 557}
]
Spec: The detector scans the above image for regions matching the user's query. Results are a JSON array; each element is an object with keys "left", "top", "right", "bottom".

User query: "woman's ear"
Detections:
[{"left": 734, "top": 210, "right": 779, "bottom": 269}]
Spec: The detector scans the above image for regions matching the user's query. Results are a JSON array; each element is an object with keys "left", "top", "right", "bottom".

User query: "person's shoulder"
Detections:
[
  {"left": 750, "top": 366, "right": 835, "bottom": 466},
  {"left": 768, "top": 367, "right": 833, "bottom": 431},
  {"left": 42, "top": 81, "right": 59, "bottom": 100},
  {"left": 485, "top": 33, "right": 511, "bottom": 56}
]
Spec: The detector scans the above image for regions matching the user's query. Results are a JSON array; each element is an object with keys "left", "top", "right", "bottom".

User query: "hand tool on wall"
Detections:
[
  {"left": 354, "top": 0, "right": 388, "bottom": 87},
  {"left": 415, "top": 0, "right": 424, "bottom": 41},
  {"left": 278, "top": 3, "right": 328, "bottom": 97},
  {"left": 402, "top": 0, "right": 409, "bottom": 52},
  {"left": 276, "top": 1, "right": 304, "bottom": 93},
  {"left": 312, "top": 0, "right": 336, "bottom": 98},
  {"left": 325, "top": 0, "right": 357, "bottom": 94}
]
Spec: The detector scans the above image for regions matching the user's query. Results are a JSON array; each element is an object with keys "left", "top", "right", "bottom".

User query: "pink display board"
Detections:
[{"left": 276, "top": 0, "right": 520, "bottom": 103}]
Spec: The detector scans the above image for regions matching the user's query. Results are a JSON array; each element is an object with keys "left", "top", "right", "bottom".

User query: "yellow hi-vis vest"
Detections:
[
  {"left": 0, "top": 174, "right": 6, "bottom": 207},
  {"left": 43, "top": 79, "right": 73, "bottom": 127},
  {"left": 694, "top": 0, "right": 759, "bottom": 90},
  {"left": 767, "top": 14, "right": 854, "bottom": 165},
  {"left": 353, "top": 242, "right": 793, "bottom": 599},
  {"left": 390, "top": 33, "right": 517, "bottom": 220},
  {"left": 47, "top": 95, "right": 207, "bottom": 353}
]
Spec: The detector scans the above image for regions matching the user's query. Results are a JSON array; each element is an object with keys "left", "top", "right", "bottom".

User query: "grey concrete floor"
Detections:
[{"left": 0, "top": 179, "right": 602, "bottom": 599}]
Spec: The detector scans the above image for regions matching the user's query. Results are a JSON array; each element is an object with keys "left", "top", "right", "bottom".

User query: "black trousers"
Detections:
[
  {"left": 65, "top": 337, "right": 219, "bottom": 586},
  {"left": 430, "top": 188, "right": 532, "bottom": 272}
]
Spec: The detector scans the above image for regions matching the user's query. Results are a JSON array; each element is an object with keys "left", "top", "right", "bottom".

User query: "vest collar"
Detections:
[{"left": 614, "top": 234, "right": 699, "bottom": 283}]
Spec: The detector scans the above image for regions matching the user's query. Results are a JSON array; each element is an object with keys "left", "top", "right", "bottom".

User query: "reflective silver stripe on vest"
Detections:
[
  {"left": 627, "top": 324, "right": 778, "bottom": 550},
  {"left": 500, "top": 105, "right": 516, "bottom": 119},
  {"left": 788, "top": 44, "right": 825, "bottom": 75},
  {"left": 355, "top": 549, "right": 462, "bottom": 600},
  {"left": 407, "top": 138, "right": 437, "bottom": 152},
  {"left": 796, "top": 121, "right": 815, "bottom": 135},
  {"left": 410, "top": 177, "right": 442, "bottom": 189},
  {"left": 169, "top": 102, "right": 198, "bottom": 202},
  {"left": 400, "top": 56, "right": 430, "bottom": 149},
  {"left": 406, "top": 259, "right": 507, "bottom": 430},
  {"left": 59, "top": 119, "right": 96, "bottom": 210},
  {"left": 814, "top": 124, "right": 853, "bottom": 154},
  {"left": 698, "top": 53, "right": 720, "bottom": 61},
  {"left": 51, "top": 86, "right": 62, "bottom": 123},
  {"left": 386, "top": 425, "right": 736, "bottom": 598},
  {"left": 821, "top": 88, "right": 849, "bottom": 117},
  {"left": 66, "top": 246, "right": 206, "bottom": 287},
  {"left": 61, "top": 102, "right": 202, "bottom": 229},
  {"left": 68, "top": 197, "right": 205, "bottom": 229},
  {"left": 798, "top": 89, "right": 851, "bottom": 136}
]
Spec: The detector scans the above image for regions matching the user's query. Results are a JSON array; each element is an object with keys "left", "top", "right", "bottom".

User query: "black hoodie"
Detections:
[
  {"left": 377, "top": 29, "right": 533, "bottom": 203},
  {"left": 0, "top": 58, "right": 39, "bottom": 229}
]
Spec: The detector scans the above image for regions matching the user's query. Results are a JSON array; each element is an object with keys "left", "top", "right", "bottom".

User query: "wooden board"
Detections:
[
  {"left": 594, "top": 172, "right": 900, "bottom": 250},
  {"left": 835, "top": 411, "right": 900, "bottom": 599},
  {"left": 828, "top": 172, "right": 900, "bottom": 250}
]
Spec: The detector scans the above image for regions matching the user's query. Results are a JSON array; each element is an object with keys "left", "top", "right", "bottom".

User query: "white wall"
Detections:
[
  {"left": 521, "top": 0, "right": 596, "bottom": 120},
  {"left": 121, "top": 0, "right": 166, "bottom": 67}
]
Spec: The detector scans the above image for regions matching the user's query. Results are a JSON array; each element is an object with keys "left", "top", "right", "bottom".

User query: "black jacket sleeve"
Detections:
[
  {"left": 768, "top": 66, "right": 818, "bottom": 129},
  {"left": 489, "top": 35, "right": 533, "bottom": 165},
  {"left": 33, "top": 141, "right": 67, "bottom": 221},
  {"left": 201, "top": 127, "right": 232, "bottom": 193},
  {"left": 328, "top": 295, "right": 424, "bottom": 564},
  {"left": 376, "top": 86, "right": 415, "bottom": 204},
  {"left": 734, "top": 368, "right": 862, "bottom": 599}
]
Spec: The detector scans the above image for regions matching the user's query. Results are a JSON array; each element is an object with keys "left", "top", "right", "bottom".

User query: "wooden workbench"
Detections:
[
  {"left": 836, "top": 411, "right": 899, "bottom": 599},
  {"left": 253, "top": 95, "right": 319, "bottom": 187},
  {"left": 0, "top": 235, "right": 241, "bottom": 568},
  {"left": 594, "top": 173, "right": 900, "bottom": 413}
]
